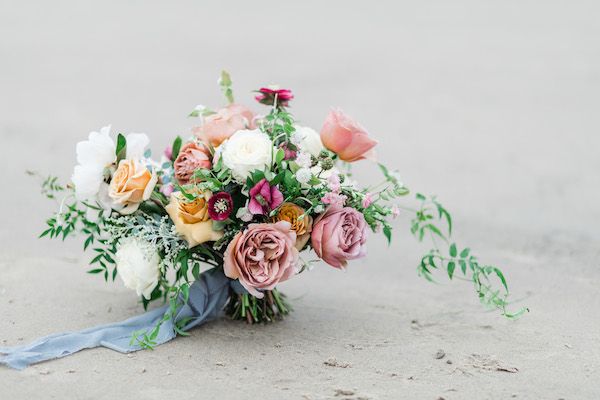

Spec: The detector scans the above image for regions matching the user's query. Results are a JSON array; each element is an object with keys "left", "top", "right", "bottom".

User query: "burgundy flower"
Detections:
[
  {"left": 248, "top": 178, "right": 283, "bottom": 215},
  {"left": 279, "top": 142, "right": 297, "bottom": 160},
  {"left": 207, "top": 191, "right": 233, "bottom": 221},
  {"left": 255, "top": 87, "right": 294, "bottom": 107}
]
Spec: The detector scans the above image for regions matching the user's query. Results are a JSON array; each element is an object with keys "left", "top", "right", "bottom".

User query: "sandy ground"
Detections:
[{"left": 1, "top": 1, "right": 599, "bottom": 399}]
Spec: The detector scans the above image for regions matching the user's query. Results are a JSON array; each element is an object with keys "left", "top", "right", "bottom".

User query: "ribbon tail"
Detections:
[{"left": 0, "top": 268, "right": 231, "bottom": 370}]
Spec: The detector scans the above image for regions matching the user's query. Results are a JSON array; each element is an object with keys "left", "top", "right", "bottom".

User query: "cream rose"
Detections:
[
  {"left": 108, "top": 159, "right": 157, "bottom": 214},
  {"left": 165, "top": 191, "right": 224, "bottom": 248},
  {"left": 293, "top": 125, "right": 324, "bottom": 157},
  {"left": 115, "top": 237, "right": 160, "bottom": 299},
  {"left": 221, "top": 129, "right": 274, "bottom": 182}
]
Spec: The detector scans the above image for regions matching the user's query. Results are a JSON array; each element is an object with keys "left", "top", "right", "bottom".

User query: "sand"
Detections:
[{"left": 0, "top": 1, "right": 599, "bottom": 399}]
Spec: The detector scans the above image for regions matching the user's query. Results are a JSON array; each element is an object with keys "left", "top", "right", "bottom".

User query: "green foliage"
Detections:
[
  {"left": 219, "top": 70, "right": 234, "bottom": 104},
  {"left": 115, "top": 133, "right": 127, "bottom": 164},
  {"left": 412, "top": 194, "right": 527, "bottom": 318},
  {"left": 171, "top": 136, "right": 182, "bottom": 162}
]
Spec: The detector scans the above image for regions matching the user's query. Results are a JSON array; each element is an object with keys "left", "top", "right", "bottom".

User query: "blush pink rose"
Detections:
[
  {"left": 320, "top": 108, "right": 378, "bottom": 162},
  {"left": 311, "top": 205, "right": 368, "bottom": 269},
  {"left": 224, "top": 221, "right": 299, "bottom": 298},
  {"left": 173, "top": 142, "right": 212, "bottom": 185},
  {"left": 193, "top": 104, "right": 255, "bottom": 148}
]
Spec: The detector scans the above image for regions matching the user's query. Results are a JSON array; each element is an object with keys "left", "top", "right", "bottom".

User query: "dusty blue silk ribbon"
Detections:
[{"left": 0, "top": 268, "right": 236, "bottom": 370}]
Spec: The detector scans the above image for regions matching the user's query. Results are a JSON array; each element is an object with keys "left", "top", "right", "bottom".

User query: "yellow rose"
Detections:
[
  {"left": 165, "top": 191, "right": 224, "bottom": 248},
  {"left": 273, "top": 202, "right": 313, "bottom": 250},
  {"left": 108, "top": 159, "right": 157, "bottom": 214}
]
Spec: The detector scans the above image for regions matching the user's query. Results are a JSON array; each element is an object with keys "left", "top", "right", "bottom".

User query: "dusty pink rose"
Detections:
[
  {"left": 311, "top": 205, "right": 368, "bottom": 269},
  {"left": 320, "top": 108, "right": 378, "bottom": 162},
  {"left": 248, "top": 178, "right": 284, "bottom": 215},
  {"left": 224, "top": 221, "right": 299, "bottom": 298},
  {"left": 193, "top": 104, "right": 255, "bottom": 147},
  {"left": 173, "top": 142, "right": 212, "bottom": 185}
]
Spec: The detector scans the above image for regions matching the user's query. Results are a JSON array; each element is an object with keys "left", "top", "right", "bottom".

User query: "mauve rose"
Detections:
[
  {"left": 320, "top": 108, "right": 378, "bottom": 162},
  {"left": 224, "top": 221, "right": 299, "bottom": 298},
  {"left": 173, "top": 142, "right": 212, "bottom": 185},
  {"left": 193, "top": 104, "right": 255, "bottom": 147},
  {"left": 311, "top": 205, "right": 368, "bottom": 269}
]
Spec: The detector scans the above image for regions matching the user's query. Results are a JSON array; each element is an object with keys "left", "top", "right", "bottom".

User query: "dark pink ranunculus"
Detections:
[
  {"left": 255, "top": 87, "right": 294, "bottom": 107},
  {"left": 320, "top": 108, "right": 378, "bottom": 162},
  {"left": 223, "top": 221, "right": 299, "bottom": 298},
  {"left": 208, "top": 191, "right": 233, "bottom": 221},
  {"left": 248, "top": 178, "right": 283, "bottom": 215},
  {"left": 173, "top": 142, "right": 212, "bottom": 185},
  {"left": 311, "top": 205, "right": 368, "bottom": 269}
]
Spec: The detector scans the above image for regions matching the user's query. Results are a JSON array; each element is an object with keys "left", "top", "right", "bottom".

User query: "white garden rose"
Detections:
[
  {"left": 293, "top": 125, "right": 323, "bottom": 157},
  {"left": 115, "top": 237, "right": 160, "bottom": 299},
  {"left": 221, "top": 129, "right": 274, "bottom": 182}
]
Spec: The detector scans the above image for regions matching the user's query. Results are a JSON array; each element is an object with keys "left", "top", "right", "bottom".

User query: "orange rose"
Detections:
[
  {"left": 273, "top": 202, "right": 313, "bottom": 250},
  {"left": 108, "top": 159, "right": 157, "bottom": 214},
  {"left": 165, "top": 191, "right": 224, "bottom": 248}
]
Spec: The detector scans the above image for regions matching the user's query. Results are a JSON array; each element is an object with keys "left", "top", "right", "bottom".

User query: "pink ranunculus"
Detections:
[
  {"left": 173, "top": 142, "right": 212, "bottom": 185},
  {"left": 320, "top": 108, "right": 378, "bottom": 162},
  {"left": 255, "top": 87, "right": 294, "bottom": 107},
  {"left": 248, "top": 178, "right": 284, "bottom": 215},
  {"left": 311, "top": 205, "right": 368, "bottom": 269},
  {"left": 224, "top": 221, "right": 299, "bottom": 298},
  {"left": 192, "top": 104, "right": 255, "bottom": 148}
]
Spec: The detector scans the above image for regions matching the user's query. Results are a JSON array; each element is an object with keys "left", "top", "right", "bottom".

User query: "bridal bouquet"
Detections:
[{"left": 2, "top": 72, "right": 525, "bottom": 369}]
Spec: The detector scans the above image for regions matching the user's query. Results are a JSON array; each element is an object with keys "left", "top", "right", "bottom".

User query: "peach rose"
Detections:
[
  {"left": 173, "top": 142, "right": 212, "bottom": 185},
  {"left": 108, "top": 159, "right": 157, "bottom": 214},
  {"left": 165, "top": 191, "right": 224, "bottom": 248},
  {"left": 320, "top": 108, "right": 378, "bottom": 162},
  {"left": 223, "top": 221, "right": 298, "bottom": 298},
  {"left": 193, "top": 104, "right": 255, "bottom": 147},
  {"left": 273, "top": 202, "right": 313, "bottom": 250}
]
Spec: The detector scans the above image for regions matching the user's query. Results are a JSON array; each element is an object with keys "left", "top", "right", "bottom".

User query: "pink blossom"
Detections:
[
  {"left": 164, "top": 146, "right": 173, "bottom": 161},
  {"left": 192, "top": 104, "right": 255, "bottom": 148},
  {"left": 321, "top": 192, "right": 347, "bottom": 207},
  {"left": 327, "top": 173, "right": 341, "bottom": 193},
  {"left": 160, "top": 183, "right": 175, "bottom": 197},
  {"left": 391, "top": 205, "right": 400, "bottom": 219},
  {"left": 362, "top": 192, "right": 374, "bottom": 208},
  {"left": 248, "top": 178, "right": 284, "bottom": 215},
  {"left": 279, "top": 142, "right": 297, "bottom": 160}
]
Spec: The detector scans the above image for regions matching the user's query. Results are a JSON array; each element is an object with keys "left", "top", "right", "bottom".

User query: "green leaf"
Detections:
[
  {"left": 493, "top": 267, "right": 509, "bottom": 292},
  {"left": 116, "top": 133, "right": 127, "bottom": 163},
  {"left": 416, "top": 193, "right": 426, "bottom": 201},
  {"left": 171, "top": 136, "right": 182, "bottom": 162},
  {"left": 459, "top": 259, "right": 467, "bottom": 275},
  {"left": 460, "top": 247, "right": 470, "bottom": 258},
  {"left": 219, "top": 70, "right": 234, "bottom": 104},
  {"left": 447, "top": 261, "right": 456, "bottom": 279},
  {"left": 275, "top": 148, "right": 285, "bottom": 165},
  {"left": 383, "top": 225, "right": 392, "bottom": 244},
  {"left": 449, "top": 243, "right": 457, "bottom": 257},
  {"left": 87, "top": 268, "right": 104, "bottom": 274}
]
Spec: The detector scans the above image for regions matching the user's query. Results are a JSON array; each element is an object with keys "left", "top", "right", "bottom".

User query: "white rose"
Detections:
[
  {"left": 221, "top": 129, "right": 274, "bottom": 182},
  {"left": 294, "top": 125, "right": 323, "bottom": 157},
  {"left": 115, "top": 237, "right": 160, "bottom": 299}
]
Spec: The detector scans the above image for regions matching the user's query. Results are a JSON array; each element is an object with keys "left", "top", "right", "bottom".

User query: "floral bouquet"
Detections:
[{"left": 1, "top": 72, "right": 525, "bottom": 370}]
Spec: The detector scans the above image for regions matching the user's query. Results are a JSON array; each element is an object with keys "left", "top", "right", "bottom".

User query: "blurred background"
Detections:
[
  {"left": 1, "top": 1, "right": 599, "bottom": 398},
  {"left": 1, "top": 0, "right": 598, "bottom": 257}
]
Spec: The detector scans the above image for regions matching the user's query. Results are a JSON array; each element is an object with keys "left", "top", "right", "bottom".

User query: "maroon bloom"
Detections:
[
  {"left": 255, "top": 87, "right": 294, "bottom": 107},
  {"left": 248, "top": 178, "right": 284, "bottom": 215},
  {"left": 279, "top": 142, "right": 297, "bottom": 160},
  {"left": 208, "top": 192, "right": 233, "bottom": 221}
]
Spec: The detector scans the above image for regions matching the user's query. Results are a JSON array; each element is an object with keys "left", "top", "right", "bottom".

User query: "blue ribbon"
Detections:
[{"left": 0, "top": 268, "right": 238, "bottom": 370}]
